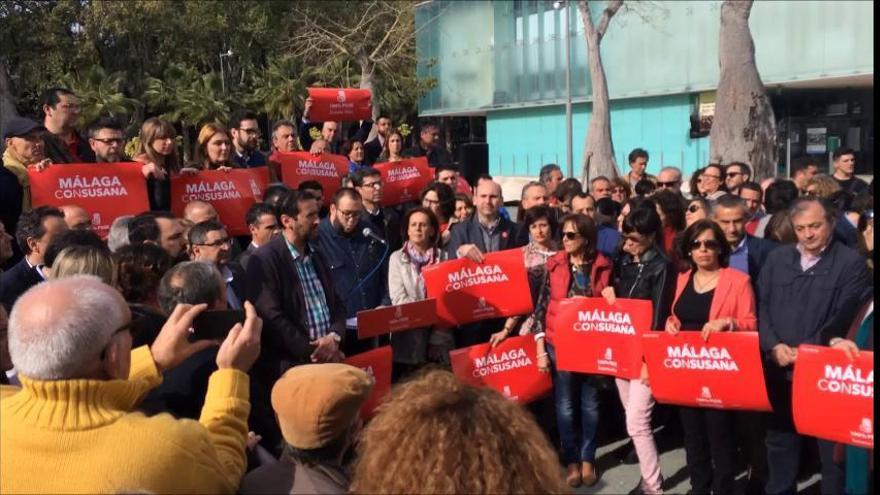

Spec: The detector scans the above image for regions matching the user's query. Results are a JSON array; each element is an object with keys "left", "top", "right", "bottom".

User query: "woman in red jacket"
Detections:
[
  {"left": 533, "top": 213, "right": 612, "bottom": 488},
  {"left": 665, "top": 219, "right": 756, "bottom": 495}
]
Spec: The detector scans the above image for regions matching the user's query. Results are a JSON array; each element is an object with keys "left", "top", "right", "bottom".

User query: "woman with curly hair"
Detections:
[
  {"left": 350, "top": 369, "right": 568, "bottom": 494},
  {"left": 112, "top": 243, "right": 174, "bottom": 347}
]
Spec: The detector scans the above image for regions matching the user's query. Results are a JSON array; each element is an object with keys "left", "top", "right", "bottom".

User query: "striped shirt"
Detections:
[{"left": 285, "top": 239, "right": 331, "bottom": 340}]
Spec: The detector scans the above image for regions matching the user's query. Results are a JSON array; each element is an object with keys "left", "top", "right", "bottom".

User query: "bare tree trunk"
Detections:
[
  {"left": 710, "top": 0, "right": 777, "bottom": 180},
  {"left": 0, "top": 60, "right": 20, "bottom": 153},
  {"left": 358, "top": 54, "right": 379, "bottom": 141},
  {"left": 578, "top": 0, "right": 622, "bottom": 185},
  {"left": 181, "top": 121, "right": 192, "bottom": 163}
]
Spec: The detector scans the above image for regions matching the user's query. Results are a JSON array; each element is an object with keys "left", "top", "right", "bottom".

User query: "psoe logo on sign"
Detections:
[
  {"left": 696, "top": 385, "right": 722, "bottom": 406},
  {"left": 596, "top": 346, "right": 618, "bottom": 373},
  {"left": 702, "top": 386, "right": 712, "bottom": 399},
  {"left": 604, "top": 348, "right": 613, "bottom": 361},
  {"left": 860, "top": 417, "right": 873, "bottom": 435},
  {"left": 394, "top": 306, "right": 403, "bottom": 319},
  {"left": 472, "top": 296, "right": 496, "bottom": 318},
  {"left": 337, "top": 90, "right": 347, "bottom": 103}
]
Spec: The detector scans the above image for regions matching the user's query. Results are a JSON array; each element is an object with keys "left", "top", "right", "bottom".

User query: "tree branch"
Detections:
[{"left": 596, "top": 0, "right": 623, "bottom": 42}]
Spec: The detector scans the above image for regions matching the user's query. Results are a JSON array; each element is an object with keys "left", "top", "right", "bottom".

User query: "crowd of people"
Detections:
[{"left": 0, "top": 87, "right": 875, "bottom": 495}]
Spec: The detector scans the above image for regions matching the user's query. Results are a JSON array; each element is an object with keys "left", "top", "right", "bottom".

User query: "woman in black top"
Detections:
[{"left": 601, "top": 203, "right": 671, "bottom": 494}]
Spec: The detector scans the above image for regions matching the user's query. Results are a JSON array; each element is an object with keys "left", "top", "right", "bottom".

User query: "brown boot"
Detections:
[
  {"left": 581, "top": 461, "right": 599, "bottom": 487},
  {"left": 566, "top": 463, "right": 582, "bottom": 488}
]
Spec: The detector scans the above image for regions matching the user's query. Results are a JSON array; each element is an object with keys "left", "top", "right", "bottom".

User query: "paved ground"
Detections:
[{"left": 532, "top": 387, "right": 824, "bottom": 494}]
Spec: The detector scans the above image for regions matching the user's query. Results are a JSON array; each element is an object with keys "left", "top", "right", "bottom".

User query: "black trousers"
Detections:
[
  {"left": 679, "top": 406, "right": 737, "bottom": 495},
  {"left": 764, "top": 367, "right": 844, "bottom": 495},
  {"left": 734, "top": 410, "right": 769, "bottom": 493}
]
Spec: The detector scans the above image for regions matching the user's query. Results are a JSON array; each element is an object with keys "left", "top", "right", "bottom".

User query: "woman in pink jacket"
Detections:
[{"left": 665, "top": 219, "right": 756, "bottom": 495}]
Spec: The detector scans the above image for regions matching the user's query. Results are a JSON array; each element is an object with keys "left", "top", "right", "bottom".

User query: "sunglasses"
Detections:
[
  {"left": 657, "top": 181, "right": 679, "bottom": 188},
  {"left": 689, "top": 239, "right": 721, "bottom": 251},
  {"left": 92, "top": 138, "right": 125, "bottom": 145},
  {"left": 562, "top": 231, "right": 581, "bottom": 241},
  {"left": 702, "top": 174, "right": 721, "bottom": 180},
  {"left": 687, "top": 204, "right": 703, "bottom": 213}
]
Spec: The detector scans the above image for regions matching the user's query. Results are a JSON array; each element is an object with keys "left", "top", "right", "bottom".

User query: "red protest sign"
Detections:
[
  {"left": 307, "top": 87, "right": 372, "bottom": 122},
  {"left": 344, "top": 345, "right": 392, "bottom": 419},
  {"left": 792, "top": 345, "right": 874, "bottom": 448},
  {"left": 450, "top": 335, "right": 551, "bottom": 404},
  {"left": 552, "top": 297, "right": 653, "bottom": 379},
  {"left": 373, "top": 157, "right": 434, "bottom": 206},
  {"left": 422, "top": 248, "right": 533, "bottom": 327},
  {"left": 170, "top": 168, "right": 268, "bottom": 236},
  {"left": 642, "top": 331, "right": 772, "bottom": 411},
  {"left": 356, "top": 299, "right": 438, "bottom": 340},
  {"left": 277, "top": 151, "right": 348, "bottom": 207},
  {"left": 28, "top": 162, "right": 149, "bottom": 239}
]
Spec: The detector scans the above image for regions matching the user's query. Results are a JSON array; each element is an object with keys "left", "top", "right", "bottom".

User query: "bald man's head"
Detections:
[
  {"left": 8, "top": 275, "right": 129, "bottom": 380},
  {"left": 474, "top": 181, "right": 503, "bottom": 220},
  {"left": 60, "top": 205, "right": 92, "bottom": 231},
  {"left": 183, "top": 201, "right": 219, "bottom": 224}
]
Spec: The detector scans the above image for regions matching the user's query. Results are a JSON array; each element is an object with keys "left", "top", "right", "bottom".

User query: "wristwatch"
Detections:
[{"left": 329, "top": 332, "right": 342, "bottom": 343}]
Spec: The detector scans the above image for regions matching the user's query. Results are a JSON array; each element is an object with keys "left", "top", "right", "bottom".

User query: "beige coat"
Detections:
[{"left": 387, "top": 248, "right": 454, "bottom": 364}]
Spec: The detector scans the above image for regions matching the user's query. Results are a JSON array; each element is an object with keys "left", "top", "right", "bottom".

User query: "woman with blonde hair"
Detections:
[
  {"left": 133, "top": 117, "right": 194, "bottom": 210},
  {"left": 49, "top": 244, "right": 115, "bottom": 285},
  {"left": 351, "top": 369, "right": 568, "bottom": 494},
  {"left": 804, "top": 174, "right": 842, "bottom": 198},
  {"left": 192, "top": 123, "right": 234, "bottom": 171}
]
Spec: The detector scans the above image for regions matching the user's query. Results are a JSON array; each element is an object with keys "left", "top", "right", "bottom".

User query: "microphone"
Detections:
[{"left": 362, "top": 227, "right": 387, "bottom": 245}]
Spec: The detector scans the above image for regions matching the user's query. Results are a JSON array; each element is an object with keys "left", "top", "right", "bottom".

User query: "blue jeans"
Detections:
[{"left": 546, "top": 342, "right": 600, "bottom": 464}]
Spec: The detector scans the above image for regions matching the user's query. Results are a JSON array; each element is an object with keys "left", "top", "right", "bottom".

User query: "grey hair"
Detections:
[
  {"left": 157, "top": 261, "right": 223, "bottom": 314},
  {"left": 520, "top": 181, "right": 548, "bottom": 201},
  {"left": 711, "top": 194, "right": 748, "bottom": 215},
  {"left": 538, "top": 164, "right": 562, "bottom": 184},
  {"left": 788, "top": 196, "right": 836, "bottom": 225},
  {"left": 107, "top": 215, "right": 134, "bottom": 253},
  {"left": 8, "top": 275, "right": 127, "bottom": 380},
  {"left": 659, "top": 166, "right": 682, "bottom": 178}
]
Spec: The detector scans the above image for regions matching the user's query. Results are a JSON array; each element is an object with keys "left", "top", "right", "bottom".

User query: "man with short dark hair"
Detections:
[
  {"left": 0, "top": 207, "right": 67, "bottom": 310},
  {"left": 590, "top": 176, "right": 612, "bottom": 200},
  {"left": 350, "top": 167, "right": 402, "bottom": 251},
  {"left": 128, "top": 213, "right": 161, "bottom": 246},
  {"left": 517, "top": 181, "right": 549, "bottom": 225},
  {"left": 738, "top": 182, "right": 765, "bottom": 235},
  {"left": 238, "top": 203, "right": 278, "bottom": 270},
  {"left": 317, "top": 188, "right": 389, "bottom": 354},
  {"left": 625, "top": 148, "right": 653, "bottom": 187},
  {"left": 152, "top": 211, "right": 187, "bottom": 261},
  {"left": 246, "top": 190, "right": 346, "bottom": 381},
  {"left": 711, "top": 195, "right": 776, "bottom": 291},
  {"left": 87, "top": 117, "right": 127, "bottom": 163},
  {"left": 435, "top": 163, "right": 459, "bottom": 187},
  {"left": 229, "top": 110, "right": 267, "bottom": 168},
  {"left": 570, "top": 191, "right": 596, "bottom": 218},
  {"left": 758, "top": 196, "right": 872, "bottom": 495},
  {"left": 724, "top": 162, "right": 752, "bottom": 194},
  {"left": 40, "top": 88, "right": 94, "bottom": 163},
  {"left": 402, "top": 121, "right": 452, "bottom": 167},
  {"left": 790, "top": 157, "right": 819, "bottom": 194},
  {"left": 363, "top": 115, "right": 392, "bottom": 166},
  {"left": 830, "top": 148, "right": 867, "bottom": 195},
  {"left": 539, "top": 164, "right": 564, "bottom": 200},
  {"left": 188, "top": 219, "right": 245, "bottom": 311}
]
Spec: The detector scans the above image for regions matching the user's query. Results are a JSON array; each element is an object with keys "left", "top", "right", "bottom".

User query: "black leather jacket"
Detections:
[{"left": 610, "top": 246, "right": 674, "bottom": 331}]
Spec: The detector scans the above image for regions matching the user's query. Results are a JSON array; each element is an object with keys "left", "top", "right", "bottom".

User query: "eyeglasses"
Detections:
[
  {"left": 689, "top": 239, "right": 721, "bottom": 251},
  {"left": 92, "top": 138, "right": 124, "bottom": 145},
  {"left": 562, "top": 231, "right": 581, "bottom": 241},
  {"left": 361, "top": 181, "right": 383, "bottom": 190},
  {"left": 195, "top": 237, "right": 232, "bottom": 248},
  {"left": 656, "top": 181, "right": 679, "bottom": 188},
  {"left": 726, "top": 172, "right": 743, "bottom": 178},
  {"left": 687, "top": 204, "right": 703, "bottom": 213}
]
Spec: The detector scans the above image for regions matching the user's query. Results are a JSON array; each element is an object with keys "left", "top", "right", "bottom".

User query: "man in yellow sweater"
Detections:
[{"left": 0, "top": 275, "right": 262, "bottom": 494}]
